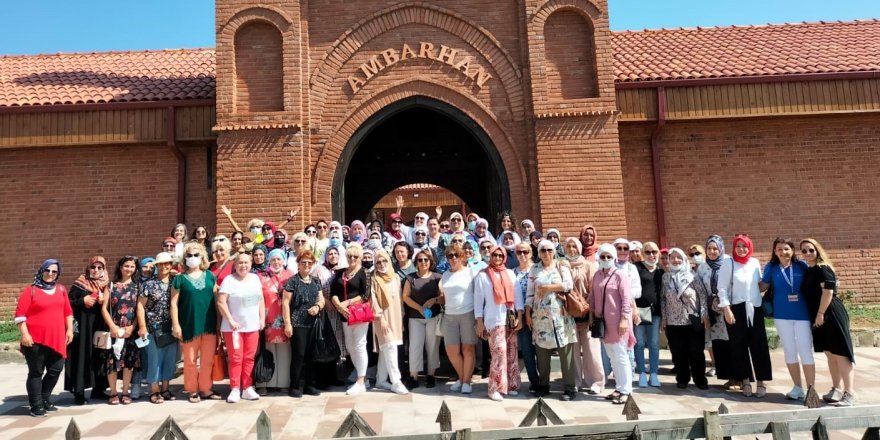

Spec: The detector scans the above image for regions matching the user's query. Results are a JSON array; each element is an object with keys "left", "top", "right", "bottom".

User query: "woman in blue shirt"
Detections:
[{"left": 759, "top": 237, "right": 813, "bottom": 401}]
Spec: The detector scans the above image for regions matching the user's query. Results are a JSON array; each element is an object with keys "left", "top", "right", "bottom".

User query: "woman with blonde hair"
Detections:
[
  {"left": 330, "top": 243, "right": 372, "bottom": 395},
  {"left": 800, "top": 238, "right": 856, "bottom": 406},
  {"left": 171, "top": 242, "right": 221, "bottom": 403}
]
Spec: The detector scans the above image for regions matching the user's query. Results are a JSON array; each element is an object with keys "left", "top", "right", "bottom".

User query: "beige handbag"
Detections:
[{"left": 92, "top": 331, "right": 112, "bottom": 349}]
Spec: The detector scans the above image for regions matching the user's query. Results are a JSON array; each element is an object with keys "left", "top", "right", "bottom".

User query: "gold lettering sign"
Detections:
[{"left": 347, "top": 41, "right": 493, "bottom": 94}]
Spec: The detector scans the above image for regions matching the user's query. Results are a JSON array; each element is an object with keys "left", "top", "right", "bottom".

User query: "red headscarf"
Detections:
[
  {"left": 484, "top": 245, "right": 514, "bottom": 306},
  {"left": 263, "top": 221, "right": 277, "bottom": 249},
  {"left": 731, "top": 234, "right": 754, "bottom": 264},
  {"left": 580, "top": 224, "right": 600, "bottom": 260},
  {"left": 386, "top": 213, "right": 404, "bottom": 240}
]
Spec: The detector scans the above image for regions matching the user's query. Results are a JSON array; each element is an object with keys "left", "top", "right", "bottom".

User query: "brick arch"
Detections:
[
  {"left": 310, "top": 80, "right": 528, "bottom": 214},
  {"left": 533, "top": 0, "right": 602, "bottom": 21},
  {"left": 309, "top": 2, "right": 525, "bottom": 124},
  {"left": 218, "top": 6, "right": 293, "bottom": 37}
]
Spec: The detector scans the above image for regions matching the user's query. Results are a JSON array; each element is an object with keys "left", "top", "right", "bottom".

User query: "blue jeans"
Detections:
[
  {"left": 634, "top": 315, "right": 661, "bottom": 374},
  {"left": 518, "top": 326, "right": 539, "bottom": 386},
  {"left": 145, "top": 333, "right": 180, "bottom": 384}
]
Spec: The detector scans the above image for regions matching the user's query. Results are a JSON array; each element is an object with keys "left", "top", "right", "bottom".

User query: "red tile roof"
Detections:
[
  {"left": 612, "top": 20, "right": 880, "bottom": 82},
  {"left": 2, "top": 20, "right": 880, "bottom": 107},
  {"left": 0, "top": 49, "right": 214, "bottom": 107}
]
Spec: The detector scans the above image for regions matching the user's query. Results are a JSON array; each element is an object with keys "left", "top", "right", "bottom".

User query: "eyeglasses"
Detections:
[
  {"left": 163, "top": 243, "right": 175, "bottom": 248},
  {"left": 644, "top": 250, "right": 658, "bottom": 255},
  {"left": 299, "top": 260, "right": 314, "bottom": 266},
  {"left": 306, "top": 229, "right": 317, "bottom": 234},
  {"left": 688, "top": 252, "right": 702, "bottom": 257},
  {"left": 515, "top": 250, "right": 530, "bottom": 256},
  {"left": 294, "top": 239, "right": 307, "bottom": 244},
  {"left": 415, "top": 231, "right": 427, "bottom": 236},
  {"left": 416, "top": 217, "right": 428, "bottom": 221},
  {"left": 317, "top": 225, "right": 328, "bottom": 230},
  {"left": 491, "top": 253, "right": 505, "bottom": 258},
  {"left": 416, "top": 258, "right": 430, "bottom": 263},
  {"left": 540, "top": 248, "right": 555, "bottom": 253},
  {"left": 599, "top": 255, "right": 614, "bottom": 261},
  {"left": 440, "top": 223, "right": 450, "bottom": 228},
  {"left": 185, "top": 253, "right": 200, "bottom": 258},
  {"left": 43, "top": 269, "right": 59, "bottom": 274},
  {"left": 89, "top": 265, "right": 104, "bottom": 270},
  {"left": 446, "top": 255, "right": 460, "bottom": 260},
  {"left": 480, "top": 246, "right": 492, "bottom": 251},
  {"left": 801, "top": 248, "right": 816, "bottom": 254}
]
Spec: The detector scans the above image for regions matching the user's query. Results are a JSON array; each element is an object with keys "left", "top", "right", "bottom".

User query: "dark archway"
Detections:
[{"left": 332, "top": 96, "right": 510, "bottom": 224}]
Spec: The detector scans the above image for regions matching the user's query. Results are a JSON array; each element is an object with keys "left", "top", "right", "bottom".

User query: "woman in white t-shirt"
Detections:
[
  {"left": 438, "top": 244, "right": 478, "bottom": 394},
  {"left": 217, "top": 253, "right": 265, "bottom": 403}
]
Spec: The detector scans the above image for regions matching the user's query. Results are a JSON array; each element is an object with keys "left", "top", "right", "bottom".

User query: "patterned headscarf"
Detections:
[
  {"left": 705, "top": 235, "right": 725, "bottom": 296},
  {"left": 73, "top": 256, "right": 109, "bottom": 295},
  {"left": 33, "top": 259, "right": 61, "bottom": 290}
]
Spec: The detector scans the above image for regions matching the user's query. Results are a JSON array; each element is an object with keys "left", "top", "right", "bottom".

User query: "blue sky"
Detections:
[{"left": 1, "top": 0, "right": 879, "bottom": 55}]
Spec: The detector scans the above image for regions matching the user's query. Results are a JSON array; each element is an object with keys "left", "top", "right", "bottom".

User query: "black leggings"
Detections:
[
  {"left": 23, "top": 344, "right": 65, "bottom": 408},
  {"left": 726, "top": 302, "right": 772, "bottom": 382},
  {"left": 289, "top": 327, "right": 315, "bottom": 389},
  {"left": 666, "top": 325, "right": 708, "bottom": 387}
]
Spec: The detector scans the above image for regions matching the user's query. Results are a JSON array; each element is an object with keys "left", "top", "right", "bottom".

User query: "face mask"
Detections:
[
  {"left": 643, "top": 259, "right": 657, "bottom": 270},
  {"left": 467, "top": 221, "right": 476, "bottom": 231},
  {"left": 329, "top": 238, "right": 341, "bottom": 247},
  {"left": 598, "top": 258, "right": 614, "bottom": 270},
  {"left": 368, "top": 239, "right": 381, "bottom": 249},
  {"left": 263, "top": 232, "right": 273, "bottom": 240},
  {"left": 354, "top": 234, "right": 363, "bottom": 242},
  {"left": 250, "top": 227, "right": 260, "bottom": 235},
  {"left": 669, "top": 263, "right": 684, "bottom": 272},
  {"left": 481, "top": 254, "right": 490, "bottom": 262},
  {"left": 376, "top": 265, "right": 388, "bottom": 274},
  {"left": 275, "top": 237, "right": 286, "bottom": 247},
  {"left": 565, "top": 254, "right": 579, "bottom": 262},
  {"left": 693, "top": 254, "right": 706, "bottom": 265},
  {"left": 362, "top": 260, "right": 374, "bottom": 269},
  {"left": 185, "top": 256, "right": 201, "bottom": 269}
]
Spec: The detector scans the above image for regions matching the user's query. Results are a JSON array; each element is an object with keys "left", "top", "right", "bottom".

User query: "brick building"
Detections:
[{"left": 1, "top": 1, "right": 879, "bottom": 315}]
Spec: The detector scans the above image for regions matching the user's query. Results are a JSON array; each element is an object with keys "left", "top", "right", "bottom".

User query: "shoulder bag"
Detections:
[
  {"left": 344, "top": 271, "right": 374, "bottom": 326},
  {"left": 590, "top": 274, "right": 612, "bottom": 339},
  {"left": 252, "top": 331, "right": 275, "bottom": 383},
  {"left": 558, "top": 263, "right": 590, "bottom": 318},
  {"left": 311, "top": 310, "right": 342, "bottom": 363}
]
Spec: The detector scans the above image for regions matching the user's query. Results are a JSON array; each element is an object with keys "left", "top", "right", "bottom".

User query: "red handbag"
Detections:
[{"left": 344, "top": 273, "right": 374, "bottom": 325}]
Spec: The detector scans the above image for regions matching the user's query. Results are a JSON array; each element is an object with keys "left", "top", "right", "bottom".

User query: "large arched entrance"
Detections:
[{"left": 332, "top": 96, "right": 511, "bottom": 224}]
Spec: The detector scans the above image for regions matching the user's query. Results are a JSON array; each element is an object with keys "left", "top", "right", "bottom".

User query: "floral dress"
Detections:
[
  {"left": 98, "top": 281, "right": 141, "bottom": 374},
  {"left": 261, "top": 270, "right": 293, "bottom": 343},
  {"left": 527, "top": 263, "right": 577, "bottom": 349}
]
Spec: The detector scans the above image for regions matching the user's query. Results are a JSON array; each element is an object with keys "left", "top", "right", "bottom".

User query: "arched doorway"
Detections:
[{"left": 332, "top": 96, "right": 511, "bottom": 224}]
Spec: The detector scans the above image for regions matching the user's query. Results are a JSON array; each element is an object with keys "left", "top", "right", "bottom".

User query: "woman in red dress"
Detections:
[{"left": 256, "top": 248, "right": 294, "bottom": 393}]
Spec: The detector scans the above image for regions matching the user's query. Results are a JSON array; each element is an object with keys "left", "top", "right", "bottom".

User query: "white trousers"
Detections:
[
  {"left": 605, "top": 339, "right": 633, "bottom": 395},
  {"left": 408, "top": 316, "right": 442, "bottom": 375},
  {"left": 343, "top": 323, "right": 369, "bottom": 377},
  {"left": 775, "top": 319, "right": 815, "bottom": 365},
  {"left": 377, "top": 343, "right": 402, "bottom": 385}
]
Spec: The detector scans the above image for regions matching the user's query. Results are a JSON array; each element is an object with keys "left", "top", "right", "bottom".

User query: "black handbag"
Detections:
[
  {"left": 252, "top": 332, "right": 275, "bottom": 384},
  {"left": 153, "top": 327, "right": 177, "bottom": 348},
  {"left": 311, "top": 310, "right": 341, "bottom": 363},
  {"left": 590, "top": 275, "right": 612, "bottom": 339}
]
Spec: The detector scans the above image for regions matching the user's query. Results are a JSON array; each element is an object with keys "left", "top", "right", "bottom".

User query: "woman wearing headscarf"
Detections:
[
  {"left": 471, "top": 218, "right": 496, "bottom": 246},
  {"left": 15, "top": 259, "right": 73, "bottom": 417},
  {"left": 527, "top": 239, "right": 577, "bottom": 401},
  {"left": 520, "top": 219, "right": 536, "bottom": 237},
  {"left": 580, "top": 225, "right": 600, "bottom": 262},
  {"left": 351, "top": 220, "right": 368, "bottom": 244},
  {"left": 385, "top": 213, "right": 407, "bottom": 249},
  {"left": 800, "top": 238, "right": 856, "bottom": 407},
  {"left": 660, "top": 248, "right": 710, "bottom": 390},
  {"left": 65, "top": 256, "right": 110, "bottom": 404},
  {"left": 760, "top": 237, "right": 814, "bottom": 401},
  {"left": 634, "top": 241, "right": 664, "bottom": 388},
  {"left": 474, "top": 245, "right": 523, "bottom": 401},
  {"left": 564, "top": 237, "right": 604, "bottom": 395},
  {"left": 137, "top": 252, "right": 179, "bottom": 404},
  {"left": 331, "top": 243, "right": 372, "bottom": 395},
  {"left": 718, "top": 234, "right": 772, "bottom": 398},
  {"left": 411, "top": 225, "right": 432, "bottom": 259},
  {"left": 544, "top": 229, "right": 563, "bottom": 258},
  {"left": 590, "top": 244, "right": 634, "bottom": 404},
  {"left": 370, "top": 250, "right": 409, "bottom": 395},
  {"left": 696, "top": 235, "right": 735, "bottom": 389},
  {"left": 499, "top": 231, "right": 520, "bottom": 269},
  {"left": 528, "top": 231, "right": 543, "bottom": 264},
  {"left": 449, "top": 212, "right": 466, "bottom": 233},
  {"left": 257, "top": 248, "right": 295, "bottom": 394},
  {"left": 251, "top": 244, "right": 270, "bottom": 277},
  {"left": 99, "top": 256, "right": 142, "bottom": 405}
]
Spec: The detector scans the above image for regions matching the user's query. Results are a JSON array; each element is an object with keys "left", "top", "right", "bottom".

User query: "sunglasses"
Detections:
[
  {"left": 416, "top": 258, "right": 431, "bottom": 263},
  {"left": 212, "top": 237, "right": 227, "bottom": 242},
  {"left": 440, "top": 223, "right": 450, "bottom": 228},
  {"left": 294, "top": 239, "right": 307, "bottom": 243},
  {"left": 452, "top": 218, "right": 462, "bottom": 222},
  {"left": 89, "top": 265, "right": 104, "bottom": 270},
  {"left": 515, "top": 250, "right": 530, "bottom": 256},
  {"left": 185, "top": 253, "right": 200, "bottom": 258},
  {"left": 599, "top": 255, "right": 615, "bottom": 260},
  {"left": 491, "top": 253, "right": 505, "bottom": 258},
  {"left": 392, "top": 219, "right": 403, "bottom": 224},
  {"left": 306, "top": 229, "right": 317, "bottom": 234},
  {"left": 801, "top": 248, "right": 816, "bottom": 254},
  {"left": 616, "top": 246, "right": 629, "bottom": 252},
  {"left": 347, "top": 255, "right": 360, "bottom": 259},
  {"left": 480, "top": 246, "right": 492, "bottom": 251},
  {"left": 540, "top": 248, "right": 555, "bottom": 253},
  {"left": 43, "top": 269, "right": 59, "bottom": 274},
  {"left": 688, "top": 252, "right": 702, "bottom": 257},
  {"left": 317, "top": 225, "right": 328, "bottom": 229},
  {"left": 415, "top": 232, "right": 427, "bottom": 236},
  {"left": 446, "top": 255, "right": 460, "bottom": 260},
  {"left": 451, "top": 239, "right": 464, "bottom": 244}
]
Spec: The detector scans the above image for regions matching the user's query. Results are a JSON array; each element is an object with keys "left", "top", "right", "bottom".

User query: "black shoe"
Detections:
[
  {"left": 314, "top": 383, "right": 331, "bottom": 391},
  {"left": 303, "top": 386, "right": 321, "bottom": 396},
  {"left": 426, "top": 375, "right": 436, "bottom": 388},
  {"left": 677, "top": 383, "right": 688, "bottom": 389},
  {"left": 30, "top": 406, "right": 47, "bottom": 417},
  {"left": 536, "top": 386, "right": 551, "bottom": 397},
  {"left": 697, "top": 384, "right": 709, "bottom": 390},
  {"left": 561, "top": 391, "right": 576, "bottom": 401},
  {"left": 74, "top": 393, "right": 87, "bottom": 405},
  {"left": 289, "top": 388, "right": 303, "bottom": 398},
  {"left": 42, "top": 401, "right": 58, "bottom": 412},
  {"left": 528, "top": 385, "right": 537, "bottom": 394},
  {"left": 404, "top": 377, "right": 419, "bottom": 390}
]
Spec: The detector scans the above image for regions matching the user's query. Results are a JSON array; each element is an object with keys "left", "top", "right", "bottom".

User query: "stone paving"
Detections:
[{"left": 0, "top": 347, "right": 877, "bottom": 439}]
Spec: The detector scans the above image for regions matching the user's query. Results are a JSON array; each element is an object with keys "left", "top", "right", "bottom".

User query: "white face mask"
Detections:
[
  {"left": 669, "top": 262, "right": 684, "bottom": 272},
  {"left": 185, "top": 256, "right": 201, "bottom": 269},
  {"left": 693, "top": 254, "right": 706, "bottom": 265},
  {"left": 250, "top": 227, "right": 260, "bottom": 235},
  {"left": 598, "top": 257, "right": 614, "bottom": 270},
  {"left": 368, "top": 239, "right": 381, "bottom": 249},
  {"left": 643, "top": 259, "right": 657, "bottom": 269}
]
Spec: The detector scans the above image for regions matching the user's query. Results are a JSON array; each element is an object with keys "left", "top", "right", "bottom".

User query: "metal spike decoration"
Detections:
[
  {"left": 518, "top": 397, "right": 565, "bottom": 427},
  {"left": 804, "top": 385, "right": 822, "bottom": 409},
  {"left": 333, "top": 409, "right": 377, "bottom": 438},
  {"left": 623, "top": 394, "right": 642, "bottom": 420},
  {"left": 436, "top": 401, "right": 452, "bottom": 432}
]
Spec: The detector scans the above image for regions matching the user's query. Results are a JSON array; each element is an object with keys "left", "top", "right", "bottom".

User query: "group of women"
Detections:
[{"left": 14, "top": 208, "right": 858, "bottom": 416}]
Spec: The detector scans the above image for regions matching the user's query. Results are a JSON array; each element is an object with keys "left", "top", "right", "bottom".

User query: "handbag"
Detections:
[
  {"left": 637, "top": 307, "right": 653, "bottom": 325},
  {"left": 506, "top": 309, "right": 520, "bottom": 329},
  {"left": 434, "top": 310, "right": 445, "bottom": 337},
  {"left": 211, "top": 340, "right": 228, "bottom": 381},
  {"left": 153, "top": 327, "right": 177, "bottom": 348},
  {"left": 590, "top": 275, "right": 612, "bottom": 339},
  {"left": 311, "top": 310, "right": 342, "bottom": 363},
  {"left": 678, "top": 276, "right": 704, "bottom": 332},
  {"left": 92, "top": 331, "right": 112, "bottom": 349},
  {"left": 343, "top": 273, "right": 374, "bottom": 325},
  {"left": 252, "top": 332, "right": 275, "bottom": 383}
]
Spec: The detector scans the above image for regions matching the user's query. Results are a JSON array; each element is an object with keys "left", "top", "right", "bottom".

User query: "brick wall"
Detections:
[
  {"left": 619, "top": 114, "right": 880, "bottom": 302},
  {"left": 234, "top": 22, "right": 284, "bottom": 113},
  {"left": 543, "top": 10, "right": 599, "bottom": 99},
  {"left": 0, "top": 143, "right": 215, "bottom": 317}
]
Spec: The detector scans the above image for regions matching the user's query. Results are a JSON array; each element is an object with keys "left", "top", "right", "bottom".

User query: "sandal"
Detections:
[
  {"left": 149, "top": 392, "right": 164, "bottom": 404},
  {"left": 162, "top": 390, "right": 177, "bottom": 401},
  {"left": 188, "top": 393, "right": 201, "bottom": 403},
  {"left": 605, "top": 390, "right": 622, "bottom": 401},
  {"left": 121, "top": 394, "right": 132, "bottom": 405},
  {"left": 742, "top": 382, "right": 753, "bottom": 397},
  {"left": 200, "top": 392, "right": 223, "bottom": 401},
  {"left": 108, "top": 394, "right": 120, "bottom": 405},
  {"left": 755, "top": 385, "right": 767, "bottom": 398},
  {"left": 611, "top": 394, "right": 628, "bottom": 405}
]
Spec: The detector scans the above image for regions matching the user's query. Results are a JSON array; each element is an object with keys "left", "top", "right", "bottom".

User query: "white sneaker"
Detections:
[
  {"left": 390, "top": 381, "right": 409, "bottom": 395},
  {"left": 461, "top": 383, "right": 472, "bottom": 394},
  {"left": 507, "top": 390, "right": 519, "bottom": 396},
  {"left": 785, "top": 386, "right": 805, "bottom": 401},
  {"left": 449, "top": 380, "right": 462, "bottom": 392},
  {"left": 227, "top": 388, "right": 240, "bottom": 403},
  {"left": 589, "top": 384, "right": 603, "bottom": 395},
  {"left": 489, "top": 391, "right": 503, "bottom": 401},
  {"left": 241, "top": 387, "right": 260, "bottom": 401},
  {"left": 823, "top": 387, "right": 843, "bottom": 403},
  {"left": 376, "top": 380, "right": 392, "bottom": 391},
  {"left": 346, "top": 383, "right": 367, "bottom": 395},
  {"left": 834, "top": 391, "right": 856, "bottom": 407}
]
